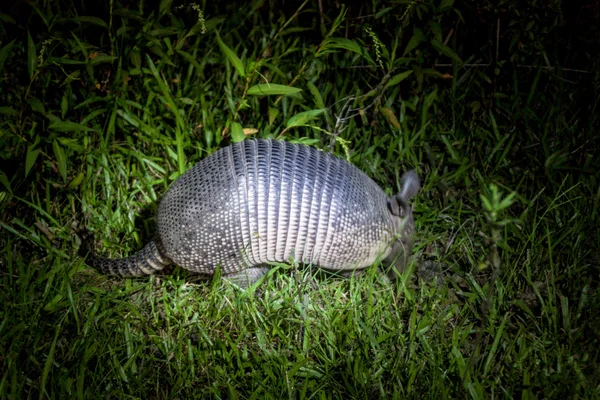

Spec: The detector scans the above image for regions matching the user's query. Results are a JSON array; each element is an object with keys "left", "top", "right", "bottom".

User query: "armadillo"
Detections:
[{"left": 81, "top": 139, "right": 420, "bottom": 287}]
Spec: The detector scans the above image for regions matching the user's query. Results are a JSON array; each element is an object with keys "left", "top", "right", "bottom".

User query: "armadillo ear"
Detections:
[
  {"left": 398, "top": 170, "right": 420, "bottom": 201},
  {"left": 389, "top": 170, "right": 420, "bottom": 218}
]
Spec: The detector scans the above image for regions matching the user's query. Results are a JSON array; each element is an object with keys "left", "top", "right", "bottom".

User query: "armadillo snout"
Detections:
[{"left": 383, "top": 169, "right": 420, "bottom": 278}]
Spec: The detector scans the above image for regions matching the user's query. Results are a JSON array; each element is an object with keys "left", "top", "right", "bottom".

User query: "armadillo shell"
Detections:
[{"left": 154, "top": 139, "right": 397, "bottom": 275}]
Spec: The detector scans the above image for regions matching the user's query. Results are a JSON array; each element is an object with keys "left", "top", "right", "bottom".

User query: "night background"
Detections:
[{"left": 0, "top": 0, "right": 599, "bottom": 397}]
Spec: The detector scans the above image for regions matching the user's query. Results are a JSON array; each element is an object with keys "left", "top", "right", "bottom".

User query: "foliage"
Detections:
[{"left": 0, "top": 0, "right": 599, "bottom": 397}]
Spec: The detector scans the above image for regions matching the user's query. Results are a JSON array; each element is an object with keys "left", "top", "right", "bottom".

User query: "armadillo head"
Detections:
[{"left": 383, "top": 170, "right": 420, "bottom": 278}]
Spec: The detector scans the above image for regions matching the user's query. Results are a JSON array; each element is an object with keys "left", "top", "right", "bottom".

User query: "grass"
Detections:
[{"left": 1, "top": 0, "right": 599, "bottom": 398}]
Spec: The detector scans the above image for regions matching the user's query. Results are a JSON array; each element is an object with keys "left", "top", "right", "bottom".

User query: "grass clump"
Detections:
[{"left": 1, "top": 0, "right": 599, "bottom": 398}]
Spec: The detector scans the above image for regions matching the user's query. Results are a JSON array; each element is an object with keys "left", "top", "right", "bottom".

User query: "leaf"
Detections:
[
  {"left": 74, "top": 16, "right": 108, "bottom": 28},
  {"left": 57, "top": 137, "right": 86, "bottom": 152},
  {"left": 51, "top": 58, "right": 87, "bottom": 65},
  {"left": 247, "top": 84, "right": 302, "bottom": 96},
  {"left": 176, "top": 50, "right": 202, "bottom": 72},
  {"left": 90, "top": 55, "right": 118, "bottom": 65},
  {"left": 117, "top": 109, "right": 140, "bottom": 128},
  {"left": 325, "top": 37, "right": 361, "bottom": 53},
  {"left": 0, "top": 107, "right": 18, "bottom": 116},
  {"left": 30, "top": 3, "right": 50, "bottom": 28},
  {"left": 431, "top": 39, "right": 463, "bottom": 64},
  {"left": 0, "top": 170, "right": 11, "bottom": 193},
  {"left": 286, "top": 109, "right": 326, "bottom": 128},
  {"left": 422, "top": 68, "right": 450, "bottom": 78},
  {"left": 112, "top": 8, "right": 145, "bottom": 21},
  {"left": 43, "top": 293, "right": 65, "bottom": 312},
  {"left": 40, "top": 325, "right": 62, "bottom": 398},
  {"left": 148, "top": 27, "right": 179, "bottom": 37},
  {"left": 0, "top": 39, "right": 15, "bottom": 71},
  {"left": 380, "top": 107, "right": 401, "bottom": 129},
  {"left": 178, "top": 97, "right": 194, "bottom": 105},
  {"left": 243, "top": 128, "right": 258, "bottom": 136},
  {"left": 159, "top": 0, "right": 173, "bottom": 17},
  {"left": 0, "top": 13, "right": 17, "bottom": 24},
  {"left": 203, "top": 16, "right": 225, "bottom": 33},
  {"left": 28, "top": 97, "right": 45, "bottom": 114},
  {"left": 320, "top": 37, "right": 374, "bottom": 64},
  {"left": 375, "top": 7, "right": 394, "bottom": 18},
  {"left": 268, "top": 107, "right": 279, "bottom": 127},
  {"left": 430, "top": 22, "right": 443, "bottom": 43},
  {"left": 289, "top": 137, "right": 321, "bottom": 146},
  {"left": 403, "top": 28, "right": 424, "bottom": 56},
  {"left": 49, "top": 121, "right": 92, "bottom": 132},
  {"left": 386, "top": 70, "right": 414, "bottom": 87},
  {"left": 483, "top": 313, "right": 509, "bottom": 376},
  {"left": 68, "top": 172, "right": 85, "bottom": 189},
  {"left": 61, "top": 93, "right": 68, "bottom": 118},
  {"left": 498, "top": 192, "right": 517, "bottom": 211},
  {"left": 439, "top": 0, "right": 455, "bottom": 10},
  {"left": 307, "top": 81, "right": 325, "bottom": 109},
  {"left": 80, "top": 108, "right": 107, "bottom": 126},
  {"left": 130, "top": 49, "right": 141, "bottom": 69},
  {"left": 27, "top": 30, "right": 37, "bottom": 79},
  {"left": 231, "top": 122, "right": 245, "bottom": 142},
  {"left": 25, "top": 146, "right": 40, "bottom": 177},
  {"left": 216, "top": 35, "right": 245, "bottom": 78},
  {"left": 145, "top": 54, "right": 186, "bottom": 175},
  {"left": 52, "top": 139, "right": 68, "bottom": 183}
]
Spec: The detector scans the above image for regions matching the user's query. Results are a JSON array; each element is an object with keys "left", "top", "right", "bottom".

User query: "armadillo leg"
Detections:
[{"left": 224, "top": 266, "right": 271, "bottom": 288}]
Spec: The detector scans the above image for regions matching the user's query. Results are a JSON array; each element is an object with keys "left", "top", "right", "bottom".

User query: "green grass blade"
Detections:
[
  {"left": 27, "top": 31, "right": 36, "bottom": 80},
  {"left": 247, "top": 84, "right": 302, "bottom": 96},
  {"left": 216, "top": 34, "right": 245, "bottom": 78}
]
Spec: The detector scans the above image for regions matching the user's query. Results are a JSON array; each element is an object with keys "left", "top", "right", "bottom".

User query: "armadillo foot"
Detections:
[{"left": 224, "top": 266, "right": 271, "bottom": 289}]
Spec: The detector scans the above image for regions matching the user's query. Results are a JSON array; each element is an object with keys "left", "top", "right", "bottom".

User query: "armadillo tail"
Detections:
[{"left": 80, "top": 235, "right": 171, "bottom": 276}]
